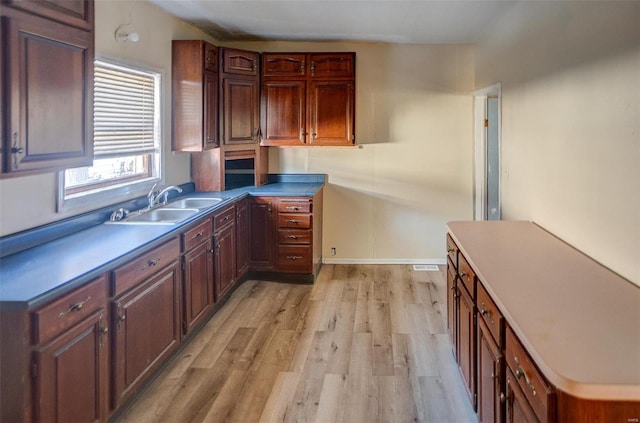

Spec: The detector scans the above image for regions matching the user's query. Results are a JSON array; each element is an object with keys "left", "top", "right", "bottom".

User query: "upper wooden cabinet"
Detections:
[
  {"left": 2, "top": 0, "right": 94, "bottom": 30},
  {"left": 1, "top": 3, "right": 94, "bottom": 176},
  {"left": 172, "top": 40, "right": 220, "bottom": 151},
  {"left": 260, "top": 52, "right": 355, "bottom": 147},
  {"left": 219, "top": 48, "right": 260, "bottom": 145}
]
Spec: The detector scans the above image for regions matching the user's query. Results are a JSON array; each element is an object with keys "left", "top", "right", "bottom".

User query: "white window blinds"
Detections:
[{"left": 93, "top": 61, "right": 159, "bottom": 158}]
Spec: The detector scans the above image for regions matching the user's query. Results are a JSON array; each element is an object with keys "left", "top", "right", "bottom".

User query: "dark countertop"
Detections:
[{"left": 0, "top": 180, "right": 324, "bottom": 310}]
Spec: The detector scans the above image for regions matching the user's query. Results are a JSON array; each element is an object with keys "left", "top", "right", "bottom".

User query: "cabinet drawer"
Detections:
[
  {"left": 278, "top": 245, "right": 312, "bottom": 273},
  {"left": 446, "top": 234, "right": 458, "bottom": 269},
  {"left": 309, "top": 53, "right": 355, "bottom": 78},
  {"left": 262, "top": 53, "right": 307, "bottom": 77},
  {"left": 278, "top": 229, "right": 311, "bottom": 245},
  {"left": 182, "top": 218, "right": 212, "bottom": 252},
  {"left": 213, "top": 206, "right": 235, "bottom": 231},
  {"left": 278, "top": 213, "right": 311, "bottom": 229},
  {"left": 458, "top": 254, "right": 476, "bottom": 297},
  {"left": 477, "top": 282, "right": 504, "bottom": 347},
  {"left": 506, "top": 326, "right": 555, "bottom": 423},
  {"left": 113, "top": 238, "right": 180, "bottom": 296},
  {"left": 222, "top": 48, "right": 259, "bottom": 76},
  {"left": 33, "top": 274, "right": 108, "bottom": 345},
  {"left": 277, "top": 199, "right": 311, "bottom": 213}
]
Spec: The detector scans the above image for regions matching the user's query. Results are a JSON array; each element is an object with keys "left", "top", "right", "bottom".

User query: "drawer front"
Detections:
[
  {"left": 113, "top": 238, "right": 181, "bottom": 296},
  {"left": 506, "top": 326, "right": 555, "bottom": 423},
  {"left": 33, "top": 274, "right": 108, "bottom": 345},
  {"left": 477, "top": 282, "right": 504, "bottom": 347},
  {"left": 278, "top": 213, "right": 311, "bottom": 229},
  {"left": 446, "top": 234, "right": 458, "bottom": 269},
  {"left": 213, "top": 206, "right": 235, "bottom": 231},
  {"left": 278, "top": 245, "right": 312, "bottom": 273},
  {"left": 182, "top": 218, "right": 212, "bottom": 252},
  {"left": 278, "top": 229, "right": 311, "bottom": 245},
  {"left": 277, "top": 199, "right": 311, "bottom": 213},
  {"left": 458, "top": 254, "right": 476, "bottom": 298}
]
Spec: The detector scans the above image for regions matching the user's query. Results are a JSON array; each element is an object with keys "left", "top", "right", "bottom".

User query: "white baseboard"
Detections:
[{"left": 322, "top": 258, "right": 447, "bottom": 265}]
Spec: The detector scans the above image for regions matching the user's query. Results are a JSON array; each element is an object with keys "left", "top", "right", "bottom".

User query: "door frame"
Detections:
[{"left": 473, "top": 83, "right": 502, "bottom": 221}]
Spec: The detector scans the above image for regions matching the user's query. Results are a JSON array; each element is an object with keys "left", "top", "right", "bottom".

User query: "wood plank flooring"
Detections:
[{"left": 117, "top": 265, "right": 476, "bottom": 423}]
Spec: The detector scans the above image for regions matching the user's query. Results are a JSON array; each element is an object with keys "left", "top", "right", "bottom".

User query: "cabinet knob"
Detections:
[
  {"left": 447, "top": 248, "right": 454, "bottom": 253},
  {"left": 499, "top": 392, "right": 506, "bottom": 403}
]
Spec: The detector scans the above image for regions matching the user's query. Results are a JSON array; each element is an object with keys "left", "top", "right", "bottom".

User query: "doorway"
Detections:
[{"left": 473, "top": 84, "right": 501, "bottom": 221}]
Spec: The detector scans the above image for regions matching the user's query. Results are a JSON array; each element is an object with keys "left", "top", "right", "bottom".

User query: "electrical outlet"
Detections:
[{"left": 331, "top": 247, "right": 336, "bottom": 256}]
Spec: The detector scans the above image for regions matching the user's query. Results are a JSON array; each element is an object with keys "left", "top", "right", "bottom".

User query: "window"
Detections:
[{"left": 59, "top": 59, "right": 161, "bottom": 210}]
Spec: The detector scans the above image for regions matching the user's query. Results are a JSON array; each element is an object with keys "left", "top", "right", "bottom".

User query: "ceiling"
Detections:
[{"left": 146, "top": 0, "right": 528, "bottom": 44}]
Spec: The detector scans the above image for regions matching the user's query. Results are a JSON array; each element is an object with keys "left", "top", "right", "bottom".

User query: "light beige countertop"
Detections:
[{"left": 447, "top": 221, "right": 640, "bottom": 401}]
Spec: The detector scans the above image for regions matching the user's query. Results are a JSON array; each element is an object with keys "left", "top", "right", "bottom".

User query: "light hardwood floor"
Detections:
[{"left": 117, "top": 265, "right": 476, "bottom": 423}]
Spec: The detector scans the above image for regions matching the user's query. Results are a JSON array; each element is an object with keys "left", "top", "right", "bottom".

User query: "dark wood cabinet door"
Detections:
[
  {"left": 3, "top": 10, "right": 93, "bottom": 174},
  {"left": 236, "top": 199, "right": 250, "bottom": 278},
  {"left": 113, "top": 262, "right": 181, "bottom": 407},
  {"left": 4, "top": 0, "right": 93, "bottom": 30},
  {"left": 478, "top": 318, "right": 503, "bottom": 423},
  {"left": 222, "top": 48, "right": 259, "bottom": 76},
  {"left": 457, "top": 285, "right": 476, "bottom": 409},
  {"left": 34, "top": 310, "right": 108, "bottom": 423},
  {"left": 262, "top": 53, "right": 306, "bottom": 77},
  {"left": 249, "top": 197, "right": 276, "bottom": 271},
  {"left": 447, "top": 263, "right": 457, "bottom": 356},
  {"left": 214, "top": 223, "right": 236, "bottom": 300},
  {"left": 221, "top": 77, "right": 259, "bottom": 145},
  {"left": 307, "top": 80, "right": 354, "bottom": 146},
  {"left": 261, "top": 80, "right": 306, "bottom": 146},
  {"left": 308, "top": 53, "right": 355, "bottom": 78},
  {"left": 203, "top": 70, "right": 219, "bottom": 149},
  {"left": 183, "top": 239, "right": 214, "bottom": 334},
  {"left": 506, "top": 368, "right": 538, "bottom": 423}
]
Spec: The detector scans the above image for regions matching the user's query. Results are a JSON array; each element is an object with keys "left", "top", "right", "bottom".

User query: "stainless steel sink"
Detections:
[
  {"left": 108, "top": 208, "right": 200, "bottom": 225},
  {"left": 167, "top": 197, "right": 224, "bottom": 210}
]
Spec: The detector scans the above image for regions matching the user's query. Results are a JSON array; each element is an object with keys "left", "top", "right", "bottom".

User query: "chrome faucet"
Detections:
[{"left": 148, "top": 184, "right": 183, "bottom": 208}]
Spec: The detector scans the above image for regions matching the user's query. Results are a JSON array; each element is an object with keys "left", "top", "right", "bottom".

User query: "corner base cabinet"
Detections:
[{"left": 447, "top": 221, "right": 640, "bottom": 423}]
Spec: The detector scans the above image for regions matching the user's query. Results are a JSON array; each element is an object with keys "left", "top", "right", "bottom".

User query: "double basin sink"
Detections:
[{"left": 108, "top": 197, "right": 226, "bottom": 225}]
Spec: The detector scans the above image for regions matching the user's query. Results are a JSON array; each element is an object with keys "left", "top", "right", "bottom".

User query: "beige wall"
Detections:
[
  {"left": 226, "top": 41, "right": 475, "bottom": 262},
  {"left": 0, "top": 0, "right": 214, "bottom": 236},
  {"left": 475, "top": 3, "right": 640, "bottom": 285}
]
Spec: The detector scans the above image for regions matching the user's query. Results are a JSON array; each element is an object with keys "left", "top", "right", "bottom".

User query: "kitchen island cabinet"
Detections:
[{"left": 447, "top": 221, "right": 640, "bottom": 423}]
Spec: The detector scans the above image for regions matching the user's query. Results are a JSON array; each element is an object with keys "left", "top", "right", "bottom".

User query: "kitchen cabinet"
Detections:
[
  {"left": 172, "top": 40, "right": 219, "bottom": 151},
  {"left": 213, "top": 205, "right": 237, "bottom": 299},
  {"left": 446, "top": 261, "right": 457, "bottom": 357},
  {"left": 457, "top": 279, "right": 476, "bottom": 409},
  {"left": 249, "top": 196, "right": 276, "bottom": 271},
  {"left": 220, "top": 48, "right": 260, "bottom": 146},
  {"left": 32, "top": 274, "right": 109, "bottom": 423},
  {"left": 506, "top": 368, "right": 538, "bottom": 423},
  {"left": 276, "top": 197, "right": 314, "bottom": 273},
  {"left": 112, "top": 238, "right": 181, "bottom": 407},
  {"left": 478, "top": 318, "right": 502, "bottom": 423},
  {"left": 182, "top": 218, "right": 214, "bottom": 334},
  {"left": 1, "top": 3, "right": 94, "bottom": 176},
  {"left": 235, "top": 199, "right": 250, "bottom": 278},
  {"left": 260, "top": 52, "right": 355, "bottom": 146}
]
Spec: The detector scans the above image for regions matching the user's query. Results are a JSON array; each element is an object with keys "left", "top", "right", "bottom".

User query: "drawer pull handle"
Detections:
[
  {"left": 193, "top": 231, "right": 204, "bottom": 239},
  {"left": 58, "top": 296, "right": 91, "bottom": 318},
  {"left": 514, "top": 356, "right": 537, "bottom": 396},
  {"left": 223, "top": 216, "right": 230, "bottom": 221},
  {"left": 144, "top": 259, "right": 160, "bottom": 269},
  {"left": 480, "top": 304, "right": 495, "bottom": 324},
  {"left": 285, "top": 206, "right": 300, "bottom": 210},
  {"left": 286, "top": 219, "right": 301, "bottom": 223},
  {"left": 447, "top": 247, "right": 454, "bottom": 253},
  {"left": 459, "top": 271, "right": 466, "bottom": 278},
  {"left": 286, "top": 255, "right": 303, "bottom": 260},
  {"left": 286, "top": 235, "right": 299, "bottom": 239}
]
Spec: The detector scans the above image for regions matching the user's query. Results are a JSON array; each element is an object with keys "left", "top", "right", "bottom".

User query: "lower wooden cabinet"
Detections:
[
  {"left": 214, "top": 221, "right": 236, "bottom": 300},
  {"left": 235, "top": 199, "right": 249, "bottom": 278},
  {"left": 249, "top": 197, "right": 276, "bottom": 270},
  {"left": 446, "top": 260, "right": 457, "bottom": 357},
  {"left": 33, "top": 310, "right": 109, "bottom": 423},
  {"left": 457, "top": 283, "right": 476, "bottom": 409},
  {"left": 478, "top": 318, "right": 503, "bottom": 423},
  {"left": 112, "top": 260, "right": 181, "bottom": 407},
  {"left": 183, "top": 238, "right": 214, "bottom": 334},
  {"left": 506, "top": 368, "right": 538, "bottom": 423}
]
